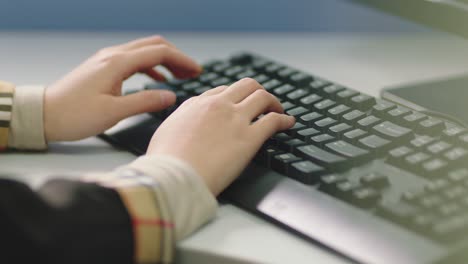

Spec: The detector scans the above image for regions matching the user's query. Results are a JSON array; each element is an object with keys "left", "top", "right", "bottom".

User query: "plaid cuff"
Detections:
[
  {"left": 83, "top": 169, "right": 174, "bottom": 264},
  {"left": 0, "top": 81, "right": 14, "bottom": 151}
]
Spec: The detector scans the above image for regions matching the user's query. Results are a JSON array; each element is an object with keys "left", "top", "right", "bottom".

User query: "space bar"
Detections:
[{"left": 297, "top": 145, "right": 346, "bottom": 167}]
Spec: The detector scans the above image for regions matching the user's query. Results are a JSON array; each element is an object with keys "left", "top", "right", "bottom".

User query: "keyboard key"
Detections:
[
  {"left": 210, "top": 77, "right": 231, "bottom": 87},
  {"left": 359, "top": 135, "right": 390, "bottom": 150},
  {"left": 372, "top": 99, "right": 396, "bottom": 117},
  {"left": 281, "top": 138, "right": 307, "bottom": 152},
  {"left": 287, "top": 106, "right": 309, "bottom": 117},
  {"left": 290, "top": 72, "right": 313, "bottom": 86},
  {"left": 281, "top": 101, "right": 296, "bottom": 111},
  {"left": 403, "top": 112, "right": 427, "bottom": 127},
  {"left": 443, "top": 126, "right": 466, "bottom": 139},
  {"left": 310, "top": 134, "right": 335, "bottom": 146},
  {"left": 252, "top": 59, "right": 270, "bottom": 70},
  {"left": 194, "top": 86, "right": 212, "bottom": 95},
  {"left": 342, "top": 110, "right": 365, "bottom": 122},
  {"left": 448, "top": 168, "right": 468, "bottom": 182},
  {"left": 296, "top": 145, "right": 346, "bottom": 168},
  {"left": 213, "top": 62, "right": 232, "bottom": 72},
  {"left": 421, "top": 159, "right": 449, "bottom": 177},
  {"left": 405, "top": 152, "right": 431, "bottom": 166},
  {"left": 427, "top": 141, "right": 452, "bottom": 154},
  {"left": 411, "top": 135, "right": 435, "bottom": 148},
  {"left": 325, "top": 140, "right": 369, "bottom": 158},
  {"left": 182, "top": 81, "right": 202, "bottom": 91},
  {"left": 336, "top": 89, "right": 359, "bottom": 103},
  {"left": 314, "top": 117, "right": 337, "bottom": 129},
  {"left": 271, "top": 133, "right": 292, "bottom": 146},
  {"left": 300, "top": 94, "right": 322, "bottom": 106},
  {"left": 314, "top": 99, "right": 336, "bottom": 111},
  {"left": 343, "top": 129, "right": 368, "bottom": 142},
  {"left": 357, "top": 115, "right": 381, "bottom": 128},
  {"left": 388, "top": 106, "right": 411, "bottom": 121},
  {"left": 323, "top": 84, "right": 345, "bottom": 98},
  {"left": 198, "top": 72, "right": 219, "bottom": 82},
  {"left": 236, "top": 69, "right": 257, "bottom": 79},
  {"left": 274, "top": 84, "right": 296, "bottom": 96},
  {"left": 419, "top": 118, "right": 445, "bottom": 135},
  {"left": 299, "top": 112, "right": 323, "bottom": 125},
  {"left": 328, "top": 123, "right": 352, "bottom": 136},
  {"left": 328, "top": 104, "right": 351, "bottom": 117},
  {"left": 389, "top": 146, "right": 414, "bottom": 159},
  {"left": 253, "top": 74, "right": 269, "bottom": 83},
  {"left": 264, "top": 63, "right": 285, "bottom": 75},
  {"left": 277, "top": 67, "right": 297, "bottom": 79},
  {"left": 444, "top": 147, "right": 468, "bottom": 162},
  {"left": 296, "top": 128, "right": 320, "bottom": 141},
  {"left": 360, "top": 172, "right": 389, "bottom": 189},
  {"left": 309, "top": 78, "right": 330, "bottom": 90},
  {"left": 290, "top": 161, "right": 325, "bottom": 184},
  {"left": 262, "top": 79, "right": 282, "bottom": 90},
  {"left": 255, "top": 146, "right": 284, "bottom": 167},
  {"left": 272, "top": 153, "right": 302, "bottom": 174},
  {"left": 351, "top": 187, "right": 381, "bottom": 208},
  {"left": 224, "top": 65, "right": 245, "bottom": 77},
  {"left": 372, "top": 121, "right": 412, "bottom": 140},
  {"left": 350, "top": 94, "right": 376, "bottom": 110},
  {"left": 286, "top": 88, "right": 309, "bottom": 102},
  {"left": 286, "top": 122, "right": 307, "bottom": 135}
]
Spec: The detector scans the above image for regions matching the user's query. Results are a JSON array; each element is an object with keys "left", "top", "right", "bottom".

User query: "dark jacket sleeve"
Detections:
[{"left": 0, "top": 178, "right": 133, "bottom": 264}]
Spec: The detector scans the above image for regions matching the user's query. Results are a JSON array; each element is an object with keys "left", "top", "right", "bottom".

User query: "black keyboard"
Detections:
[{"left": 103, "top": 52, "right": 468, "bottom": 264}]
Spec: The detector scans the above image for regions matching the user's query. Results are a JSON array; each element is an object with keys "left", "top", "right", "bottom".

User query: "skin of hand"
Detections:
[
  {"left": 44, "top": 35, "right": 202, "bottom": 141},
  {"left": 147, "top": 78, "right": 296, "bottom": 196}
]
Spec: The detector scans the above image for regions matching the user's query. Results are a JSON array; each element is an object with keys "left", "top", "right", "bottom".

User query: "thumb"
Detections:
[{"left": 114, "top": 90, "right": 176, "bottom": 119}]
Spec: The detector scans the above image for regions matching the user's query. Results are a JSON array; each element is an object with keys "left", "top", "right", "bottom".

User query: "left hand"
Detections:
[{"left": 44, "top": 35, "right": 202, "bottom": 142}]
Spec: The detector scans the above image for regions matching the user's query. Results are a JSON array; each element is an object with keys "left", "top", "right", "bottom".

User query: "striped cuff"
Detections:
[
  {"left": 83, "top": 169, "right": 174, "bottom": 264},
  {"left": 0, "top": 81, "right": 14, "bottom": 151},
  {"left": 7, "top": 85, "right": 47, "bottom": 150}
]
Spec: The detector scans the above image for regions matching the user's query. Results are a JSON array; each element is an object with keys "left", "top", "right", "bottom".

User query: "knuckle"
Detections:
[
  {"left": 155, "top": 44, "right": 171, "bottom": 53},
  {"left": 151, "top": 35, "right": 166, "bottom": 43},
  {"left": 254, "top": 88, "right": 270, "bottom": 97},
  {"left": 240, "top": 77, "right": 260, "bottom": 87}
]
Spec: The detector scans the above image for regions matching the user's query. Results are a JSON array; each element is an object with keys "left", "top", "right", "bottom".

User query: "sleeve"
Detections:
[
  {"left": 0, "top": 80, "right": 47, "bottom": 151},
  {"left": 0, "top": 80, "right": 218, "bottom": 262}
]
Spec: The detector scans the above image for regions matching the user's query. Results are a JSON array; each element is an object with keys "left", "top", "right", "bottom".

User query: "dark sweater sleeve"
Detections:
[{"left": 0, "top": 178, "right": 133, "bottom": 264}]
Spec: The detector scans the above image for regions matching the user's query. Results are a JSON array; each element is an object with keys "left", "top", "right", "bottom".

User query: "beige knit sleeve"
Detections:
[{"left": 6, "top": 84, "right": 47, "bottom": 150}]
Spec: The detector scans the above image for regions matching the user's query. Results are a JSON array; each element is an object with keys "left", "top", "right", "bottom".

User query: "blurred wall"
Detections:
[{"left": 0, "top": 0, "right": 422, "bottom": 32}]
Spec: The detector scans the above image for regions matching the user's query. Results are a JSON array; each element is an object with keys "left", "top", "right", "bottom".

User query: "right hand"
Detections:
[{"left": 147, "top": 78, "right": 295, "bottom": 196}]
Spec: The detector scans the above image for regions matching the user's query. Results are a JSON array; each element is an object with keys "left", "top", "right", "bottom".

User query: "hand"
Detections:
[
  {"left": 44, "top": 35, "right": 202, "bottom": 141},
  {"left": 147, "top": 78, "right": 295, "bottom": 195}
]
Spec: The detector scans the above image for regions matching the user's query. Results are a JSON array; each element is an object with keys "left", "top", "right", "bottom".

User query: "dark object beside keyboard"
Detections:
[{"left": 102, "top": 52, "right": 468, "bottom": 264}]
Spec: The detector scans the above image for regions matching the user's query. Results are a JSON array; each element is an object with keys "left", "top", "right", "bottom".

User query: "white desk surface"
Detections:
[{"left": 2, "top": 31, "right": 468, "bottom": 264}]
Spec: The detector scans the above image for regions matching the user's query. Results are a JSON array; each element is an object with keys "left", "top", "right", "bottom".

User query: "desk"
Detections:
[{"left": 2, "top": 31, "right": 468, "bottom": 263}]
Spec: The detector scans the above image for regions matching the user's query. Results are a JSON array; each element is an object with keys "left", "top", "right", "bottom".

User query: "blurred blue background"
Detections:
[{"left": 0, "top": 0, "right": 421, "bottom": 32}]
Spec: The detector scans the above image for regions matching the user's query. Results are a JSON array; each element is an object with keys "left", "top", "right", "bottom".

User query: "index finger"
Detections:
[{"left": 123, "top": 44, "right": 202, "bottom": 80}]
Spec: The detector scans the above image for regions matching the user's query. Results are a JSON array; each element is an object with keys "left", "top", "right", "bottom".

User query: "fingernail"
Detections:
[{"left": 159, "top": 90, "right": 176, "bottom": 106}]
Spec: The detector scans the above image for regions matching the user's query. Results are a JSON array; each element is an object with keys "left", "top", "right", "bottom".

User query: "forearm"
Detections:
[
  {"left": 1, "top": 155, "right": 218, "bottom": 264},
  {"left": 0, "top": 80, "right": 218, "bottom": 263}
]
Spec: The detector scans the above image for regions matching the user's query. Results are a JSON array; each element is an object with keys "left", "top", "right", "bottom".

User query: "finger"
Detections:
[
  {"left": 123, "top": 44, "right": 202, "bottom": 80},
  {"left": 112, "top": 89, "right": 176, "bottom": 120},
  {"left": 251, "top": 113, "right": 295, "bottom": 143},
  {"left": 238, "top": 89, "right": 283, "bottom": 120},
  {"left": 117, "top": 35, "right": 176, "bottom": 51},
  {"left": 142, "top": 68, "right": 167, "bottom": 82},
  {"left": 200, "top": 85, "right": 229, "bottom": 97},
  {"left": 222, "top": 78, "right": 264, "bottom": 103}
]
